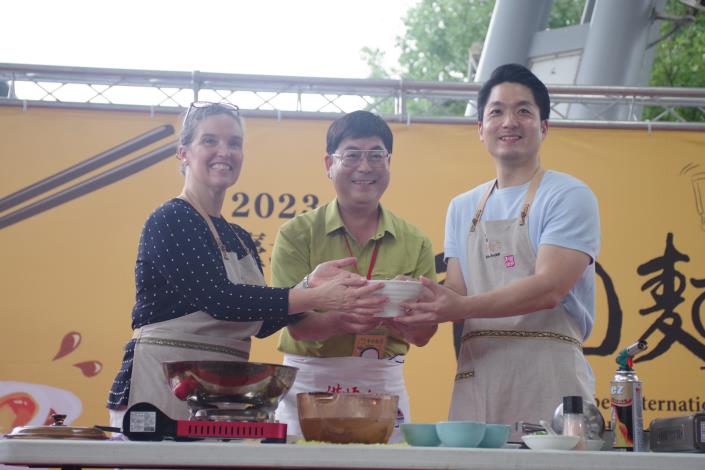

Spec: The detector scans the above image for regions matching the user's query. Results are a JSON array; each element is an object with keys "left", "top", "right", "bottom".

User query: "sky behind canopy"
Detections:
[{"left": 2, "top": 0, "right": 417, "bottom": 78}]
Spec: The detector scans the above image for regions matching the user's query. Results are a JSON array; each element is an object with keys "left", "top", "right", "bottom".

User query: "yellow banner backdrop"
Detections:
[{"left": 1, "top": 106, "right": 704, "bottom": 433}]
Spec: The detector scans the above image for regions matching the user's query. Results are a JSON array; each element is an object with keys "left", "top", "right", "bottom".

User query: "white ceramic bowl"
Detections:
[
  {"left": 368, "top": 280, "right": 424, "bottom": 317},
  {"left": 521, "top": 434, "right": 580, "bottom": 451}
]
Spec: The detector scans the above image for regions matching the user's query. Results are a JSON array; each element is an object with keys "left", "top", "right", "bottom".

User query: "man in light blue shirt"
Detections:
[{"left": 395, "top": 64, "right": 600, "bottom": 438}]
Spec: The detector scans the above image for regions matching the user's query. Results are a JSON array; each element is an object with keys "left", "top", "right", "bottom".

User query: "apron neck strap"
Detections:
[
  {"left": 470, "top": 180, "right": 496, "bottom": 233},
  {"left": 178, "top": 190, "right": 231, "bottom": 260},
  {"left": 519, "top": 168, "right": 545, "bottom": 226},
  {"left": 470, "top": 168, "right": 545, "bottom": 232}
]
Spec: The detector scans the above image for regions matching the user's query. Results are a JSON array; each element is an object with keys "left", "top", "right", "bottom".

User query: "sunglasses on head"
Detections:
[{"left": 183, "top": 101, "right": 240, "bottom": 124}]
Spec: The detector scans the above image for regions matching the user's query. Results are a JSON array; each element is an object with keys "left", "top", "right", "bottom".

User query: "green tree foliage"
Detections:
[
  {"left": 646, "top": 3, "right": 705, "bottom": 121},
  {"left": 364, "top": 0, "right": 704, "bottom": 120},
  {"left": 396, "top": 0, "right": 494, "bottom": 82},
  {"left": 363, "top": 0, "right": 583, "bottom": 115},
  {"left": 361, "top": 0, "right": 494, "bottom": 114},
  {"left": 547, "top": 0, "right": 585, "bottom": 28}
]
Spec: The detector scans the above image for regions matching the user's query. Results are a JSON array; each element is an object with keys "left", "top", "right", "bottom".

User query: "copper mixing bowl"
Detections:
[
  {"left": 297, "top": 392, "right": 399, "bottom": 444},
  {"left": 163, "top": 361, "right": 298, "bottom": 415}
]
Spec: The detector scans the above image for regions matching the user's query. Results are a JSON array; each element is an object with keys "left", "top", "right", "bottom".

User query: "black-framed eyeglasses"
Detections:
[
  {"left": 183, "top": 101, "right": 240, "bottom": 124},
  {"left": 330, "top": 149, "right": 391, "bottom": 169}
]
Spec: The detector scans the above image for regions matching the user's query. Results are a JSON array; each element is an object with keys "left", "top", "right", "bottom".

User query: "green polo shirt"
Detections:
[{"left": 271, "top": 199, "right": 436, "bottom": 358}]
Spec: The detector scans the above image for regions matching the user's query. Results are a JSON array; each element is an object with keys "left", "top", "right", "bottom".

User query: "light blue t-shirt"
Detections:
[{"left": 444, "top": 170, "right": 600, "bottom": 341}]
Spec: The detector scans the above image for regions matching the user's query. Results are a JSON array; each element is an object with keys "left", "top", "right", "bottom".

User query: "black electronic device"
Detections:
[{"left": 649, "top": 413, "right": 705, "bottom": 453}]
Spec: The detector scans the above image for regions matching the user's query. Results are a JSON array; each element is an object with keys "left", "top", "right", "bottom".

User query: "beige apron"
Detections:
[
  {"left": 449, "top": 170, "right": 593, "bottom": 442},
  {"left": 126, "top": 194, "right": 265, "bottom": 421},
  {"left": 277, "top": 354, "right": 409, "bottom": 442}
]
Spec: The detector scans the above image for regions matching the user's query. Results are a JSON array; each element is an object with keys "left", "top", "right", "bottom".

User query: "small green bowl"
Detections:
[
  {"left": 400, "top": 423, "right": 440, "bottom": 447},
  {"left": 478, "top": 424, "right": 511, "bottom": 448},
  {"left": 435, "top": 421, "right": 486, "bottom": 448}
]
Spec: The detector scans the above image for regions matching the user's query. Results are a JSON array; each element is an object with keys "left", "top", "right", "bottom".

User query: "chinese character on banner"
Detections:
[{"left": 635, "top": 232, "right": 705, "bottom": 363}]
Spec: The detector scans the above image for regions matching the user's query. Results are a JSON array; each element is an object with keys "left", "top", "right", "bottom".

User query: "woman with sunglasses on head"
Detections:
[{"left": 106, "top": 102, "right": 385, "bottom": 430}]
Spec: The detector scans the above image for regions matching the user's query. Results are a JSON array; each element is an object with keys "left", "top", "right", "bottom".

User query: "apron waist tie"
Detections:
[
  {"left": 461, "top": 329, "right": 582, "bottom": 348},
  {"left": 132, "top": 334, "right": 249, "bottom": 360}
]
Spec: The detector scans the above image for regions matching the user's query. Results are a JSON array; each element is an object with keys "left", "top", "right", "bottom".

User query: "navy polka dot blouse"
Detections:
[{"left": 107, "top": 198, "right": 292, "bottom": 409}]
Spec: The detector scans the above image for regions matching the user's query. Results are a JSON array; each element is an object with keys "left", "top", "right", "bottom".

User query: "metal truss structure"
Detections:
[{"left": 1, "top": 63, "right": 704, "bottom": 130}]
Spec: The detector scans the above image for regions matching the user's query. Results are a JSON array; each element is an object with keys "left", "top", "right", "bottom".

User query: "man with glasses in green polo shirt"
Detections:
[{"left": 270, "top": 110, "right": 437, "bottom": 439}]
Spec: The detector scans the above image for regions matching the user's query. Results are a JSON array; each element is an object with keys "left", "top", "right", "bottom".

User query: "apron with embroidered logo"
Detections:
[
  {"left": 125, "top": 193, "right": 265, "bottom": 421},
  {"left": 449, "top": 170, "right": 593, "bottom": 442}
]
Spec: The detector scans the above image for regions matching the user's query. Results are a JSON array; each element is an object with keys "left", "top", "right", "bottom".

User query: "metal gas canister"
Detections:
[{"left": 610, "top": 341, "right": 648, "bottom": 452}]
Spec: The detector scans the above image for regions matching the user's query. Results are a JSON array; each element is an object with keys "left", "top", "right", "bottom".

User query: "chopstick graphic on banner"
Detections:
[
  {"left": 0, "top": 125, "right": 173, "bottom": 212},
  {"left": 0, "top": 142, "right": 177, "bottom": 230},
  {"left": 0, "top": 125, "right": 176, "bottom": 230}
]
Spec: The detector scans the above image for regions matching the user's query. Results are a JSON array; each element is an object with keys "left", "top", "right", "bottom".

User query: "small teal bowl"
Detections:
[
  {"left": 478, "top": 423, "right": 511, "bottom": 448},
  {"left": 400, "top": 423, "right": 441, "bottom": 447},
  {"left": 435, "top": 421, "right": 486, "bottom": 448}
]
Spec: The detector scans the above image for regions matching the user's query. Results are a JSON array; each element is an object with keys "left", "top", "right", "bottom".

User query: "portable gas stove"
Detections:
[
  {"left": 122, "top": 402, "right": 288, "bottom": 442},
  {"left": 121, "top": 360, "right": 298, "bottom": 443}
]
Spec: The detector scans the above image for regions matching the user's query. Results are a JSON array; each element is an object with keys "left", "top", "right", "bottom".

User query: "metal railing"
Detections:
[{"left": 1, "top": 63, "right": 704, "bottom": 130}]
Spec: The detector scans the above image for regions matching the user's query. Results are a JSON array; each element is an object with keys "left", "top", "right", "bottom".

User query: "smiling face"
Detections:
[
  {"left": 478, "top": 82, "right": 548, "bottom": 169},
  {"left": 325, "top": 136, "right": 390, "bottom": 212},
  {"left": 178, "top": 114, "right": 244, "bottom": 193}
]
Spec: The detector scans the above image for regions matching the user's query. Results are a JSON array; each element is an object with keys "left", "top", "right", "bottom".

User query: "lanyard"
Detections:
[{"left": 343, "top": 235, "right": 382, "bottom": 280}]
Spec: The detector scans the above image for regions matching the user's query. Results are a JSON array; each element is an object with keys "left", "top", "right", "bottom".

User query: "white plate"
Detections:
[
  {"left": 521, "top": 434, "right": 580, "bottom": 451},
  {"left": 502, "top": 443, "right": 522, "bottom": 449},
  {"left": 585, "top": 439, "right": 604, "bottom": 451}
]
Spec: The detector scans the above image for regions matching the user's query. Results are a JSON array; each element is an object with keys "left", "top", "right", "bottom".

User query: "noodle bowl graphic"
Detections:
[
  {"left": 691, "top": 173, "right": 705, "bottom": 231},
  {"left": 0, "top": 331, "right": 100, "bottom": 435},
  {"left": 680, "top": 164, "right": 705, "bottom": 232},
  {"left": 0, "top": 382, "right": 82, "bottom": 435}
]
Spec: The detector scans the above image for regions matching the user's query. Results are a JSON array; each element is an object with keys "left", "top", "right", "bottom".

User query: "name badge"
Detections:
[{"left": 352, "top": 334, "right": 387, "bottom": 359}]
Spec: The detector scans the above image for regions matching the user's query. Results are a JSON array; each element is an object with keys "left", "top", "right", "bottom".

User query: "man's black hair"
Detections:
[
  {"left": 477, "top": 64, "right": 550, "bottom": 122},
  {"left": 326, "top": 110, "right": 393, "bottom": 154}
]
